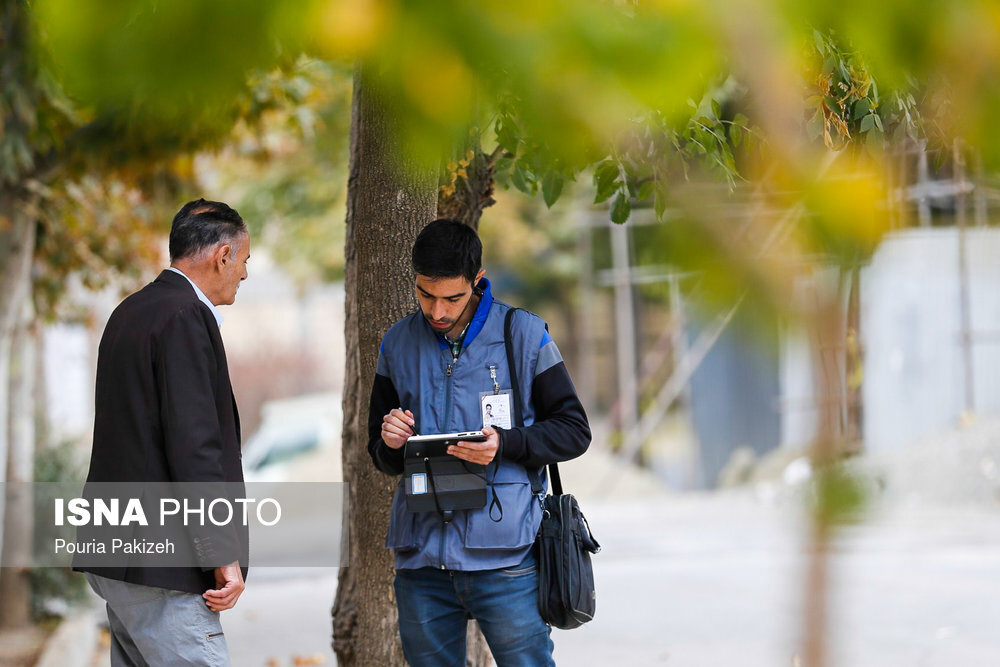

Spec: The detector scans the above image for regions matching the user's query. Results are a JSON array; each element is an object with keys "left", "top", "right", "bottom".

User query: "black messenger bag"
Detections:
[
  {"left": 505, "top": 308, "right": 600, "bottom": 630},
  {"left": 533, "top": 465, "right": 600, "bottom": 629}
]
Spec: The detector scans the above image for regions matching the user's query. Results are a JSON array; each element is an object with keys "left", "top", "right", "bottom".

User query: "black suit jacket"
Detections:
[{"left": 74, "top": 269, "right": 248, "bottom": 594}]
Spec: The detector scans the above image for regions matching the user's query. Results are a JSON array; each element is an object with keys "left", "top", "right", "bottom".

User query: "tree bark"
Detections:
[
  {"left": 801, "top": 295, "right": 844, "bottom": 667},
  {"left": 436, "top": 141, "right": 499, "bottom": 232},
  {"left": 331, "top": 65, "right": 437, "bottom": 666},
  {"left": 0, "top": 300, "right": 36, "bottom": 629},
  {"left": 0, "top": 195, "right": 36, "bottom": 572}
]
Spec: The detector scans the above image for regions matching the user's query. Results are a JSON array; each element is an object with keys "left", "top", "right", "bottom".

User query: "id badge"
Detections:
[{"left": 479, "top": 391, "right": 512, "bottom": 429}]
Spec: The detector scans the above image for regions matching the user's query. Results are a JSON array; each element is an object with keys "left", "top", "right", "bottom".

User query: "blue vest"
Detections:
[{"left": 376, "top": 279, "right": 557, "bottom": 570}]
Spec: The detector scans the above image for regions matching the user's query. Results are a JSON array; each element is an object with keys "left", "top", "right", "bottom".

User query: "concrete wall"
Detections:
[
  {"left": 688, "top": 310, "right": 782, "bottom": 488},
  {"left": 862, "top": 228, "right": 1000, "bottom": 452}
]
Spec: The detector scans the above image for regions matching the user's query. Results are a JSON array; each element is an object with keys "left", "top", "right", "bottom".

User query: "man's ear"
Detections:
[
  {"left": 475, "top": 268, "right": 486, "bottom": 284},
  {"left": 214, "top": 243, "right": 232, "bottom": 271}
]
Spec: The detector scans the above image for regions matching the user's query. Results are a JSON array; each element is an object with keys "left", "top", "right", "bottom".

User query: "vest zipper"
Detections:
[
  {"left": 439, "top": 351, "right": 459, "bottom": 570},
  {"left": 443, "top": 352, "right": 458, "bottom": 427},
  {"left": 439, "top": 524, "right": 447, "bottom": 569}
]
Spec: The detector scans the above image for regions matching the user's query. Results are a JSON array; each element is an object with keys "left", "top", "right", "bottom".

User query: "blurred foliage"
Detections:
[
  {"left": 31, "top": 176, "right": 171, "bottom": 323},
  {"left": 805, "top": 31, "right": 922, "bottom": 153},
  {"left": 197, "top": 58, "right": 353, "bottom": 286},
  {"left": 32, "top": 0, "right": 313, "bottom": 163},
  {"left": 6, "top": 3, "right": 353, "bottom": 321},
  {"left": 778, "top": 0, "right": 1000, "bottom": 166},
  {"left": 29, "top": 0, "right": 1000, "bottom": 304},
  {"left": 2, "top": 0, "right": 213, "bottom": 323},
  {"left": 30, "top": 439, "right": 88, "bottom": 620},
  {"left": 17, "top": 0, "right": 1000, "bottom": 332},
  {"left": 811, "top": 462, "right": 868, "bottom": 527},
  {"left": 478, "top": 189, "right": 580, "bottom": 312},
  {"left": 33, "top": 439, "right": 85, "bottom": 484},
  {"left": 0, "top": 1, "right": 75, "bottom": 187}
]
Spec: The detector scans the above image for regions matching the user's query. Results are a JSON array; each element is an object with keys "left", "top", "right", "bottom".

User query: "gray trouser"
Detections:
[{"left": 85, "top": 573, "right": 231, "bottom": 666}]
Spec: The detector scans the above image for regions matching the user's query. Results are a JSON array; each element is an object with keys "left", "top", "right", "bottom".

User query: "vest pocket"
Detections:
[
  {"left": 464, "top": 480, "right": 540, "bottom": 549},
  {"left": 385, "top": 489, "right": 419, "bottom": 551}
]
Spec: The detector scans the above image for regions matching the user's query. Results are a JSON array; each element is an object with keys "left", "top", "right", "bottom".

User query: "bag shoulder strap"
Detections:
[{"left": 503, "top": 307, "right": 563, "bottom": 497}]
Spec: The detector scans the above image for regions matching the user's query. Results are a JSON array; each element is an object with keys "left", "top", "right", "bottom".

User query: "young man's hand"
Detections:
[
  {"left": 382, "top": 408, "right": 415, "bottom": 449},
  {"left": 449, "top": 426, "right": 499, "bottom": 465},
  {"left": 203, "top": 561, "right": 245, "bottom": 612}
]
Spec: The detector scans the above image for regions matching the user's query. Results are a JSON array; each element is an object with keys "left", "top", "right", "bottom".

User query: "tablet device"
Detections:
[
  {"left": 403, "top": 432, "right": 488, "bottom": 513},
  {"left": 406, "top": 431, "right": 486, "bottom": 458}
]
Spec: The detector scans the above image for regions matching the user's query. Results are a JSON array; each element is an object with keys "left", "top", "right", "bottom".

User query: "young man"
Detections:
[
  {"left": 368, "top": 219, "right": 591, "bottom": 666},
  {"left": 75, "top": 199, "right": 250, "bottom": 666}
]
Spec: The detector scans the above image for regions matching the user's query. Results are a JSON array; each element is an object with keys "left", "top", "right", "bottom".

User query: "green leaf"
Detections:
[
  {"left": 492, "top": 157, "right": 514, "bottom": 188},
  {"left": 733, "top": 113, "right": 749, "bottom": 127},
  {"left": 838, "top": 60, "right": 850, "bottom": 82},
  {"left": 610, "top": 191, "right": 630, "bottom": 224},
  {"left": 893, "top": 122, "right": 908, "bottom": 143},
  {"left": 593, "top": 160, "right": 620, "bottom": 203},
  {"left": 493, "top": 156, "right": 514, "bottom": 176},
  {"left": 813, "top": 30, "right": 827, "bottom": 55},
  {"left": 626, "top": 174, "right": 640, "bottom": 198},
  {"left": 860, "top": 114, "right": 875, "bottom": 132},
  {"left": 872, "top": 113, "right": 883, "bottom": 132},
  {"left": 637, "top": 180, "right": 655, "bottom": 201},
  {"left": 731, "top": 125, "right": 743, "bottom": 148},
  {"left": 807, "top": 108, "right": 824, "bottom": 141},
  {"left": 865, "top": 126, "right": 885, "bottom": 158},
  {"left": 711, "top": 99, "right": 722, "bottom": 119},
  {"left": 721, "top": 145, "right": 736, "bottom": 171},
  {"left": 654, "top": 188, "right": 667, "bottom": 220},
  {"left": 496, "top": 117, "right": 520, "bottom": 154},
  {"left": 853, "top": 98, "right": 871, "bottom": 119},
  {"left": 542, "top": 171, "right": 565, "bottom": 208},
  {"left": 511, "top": 166, "right": 533, "bottom": 195}
]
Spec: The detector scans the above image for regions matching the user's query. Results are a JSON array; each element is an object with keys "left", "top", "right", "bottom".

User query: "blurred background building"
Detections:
[{"left": 38, "top": 141, "right": 1000, "bottom": 497}]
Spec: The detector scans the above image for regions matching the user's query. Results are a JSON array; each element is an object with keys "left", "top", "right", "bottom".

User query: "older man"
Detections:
[{"left": 75, "top": 199, "right": 250, "bottom": 666}]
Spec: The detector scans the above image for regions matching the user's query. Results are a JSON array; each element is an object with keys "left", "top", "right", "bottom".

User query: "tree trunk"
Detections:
[
  {"left": 0, "top": 195, "right": 36, "bottom": 572},
  {"left": 0, "top": 300, "right": 36, "bottom": 629},
  {"left": 436, "top": 140, "right": 499, "bottom": 232},
  {"left": 331, "top": 65, "right": 438, "bottom": 666},
  {"left": 801, "top": 295, "right": 844, "bottom": 667},
  {"left": 33, "top": 321, "right": 47, "bottom": 451},
  {"left": 438, "top": 143, "right": 498, "bottom": 667}
]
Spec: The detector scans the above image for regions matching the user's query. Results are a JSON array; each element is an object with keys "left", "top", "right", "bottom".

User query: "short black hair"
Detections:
[
  {"left": 169, "top": 199, "right": 246, "bottom": 262},
  {"left": 412, "top": 219, "right": 482, "bottom": 283}
]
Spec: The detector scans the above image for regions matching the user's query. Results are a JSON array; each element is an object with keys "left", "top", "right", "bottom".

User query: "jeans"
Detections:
[
  {"left": 394, "top": 551, "right": 554, "bottom": 667},
  {"left": 85, "top": 573, "right": 230, "bottom": 666}
]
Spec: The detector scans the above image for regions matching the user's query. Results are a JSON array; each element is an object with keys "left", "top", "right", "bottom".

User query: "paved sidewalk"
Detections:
[
  {"left": 73, "top": 438, "right": 1000, "bottom": 667},
  {"left": 224, "top": 568, "right": 338, "bottom": 666},
  {"left": 201, "top": 491, "right": 1000, "bottom": 666},
  {"left": 555, "top": 494, "right": 1000, "bottom": 666}
]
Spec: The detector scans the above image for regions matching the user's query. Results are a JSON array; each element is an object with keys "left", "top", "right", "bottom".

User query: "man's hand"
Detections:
[
  {"left": 203, "top": 561, "right": 245, "bottom": 612},
  {"left": 381, "top": 408, "right": 415, "bottom": 449},
  {"left": 448, "top": 426, "right": 499, "bottom": 466}
]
